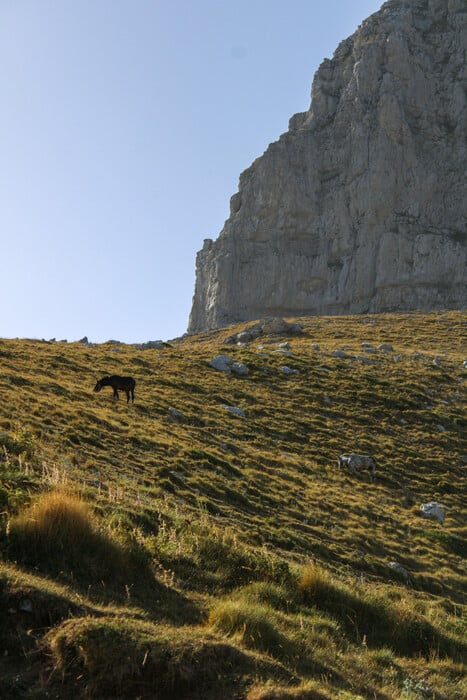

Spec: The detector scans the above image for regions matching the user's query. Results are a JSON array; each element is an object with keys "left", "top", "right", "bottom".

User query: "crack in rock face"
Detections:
[{"left": 189, "top": 0, "right": 467, "bottom": 333}]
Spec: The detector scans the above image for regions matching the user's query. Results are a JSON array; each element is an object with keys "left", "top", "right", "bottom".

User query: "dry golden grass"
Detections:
[
  {"left": 6, "top": 491, "right": 133, "bottom": 586},
  {"left": 0, "top": 310, "right": 465, "bottom": 698},
  {"left": 46, "top": 617, "right": 258, "bottom": 699},
  {"left": 246, "top": 685, "right": 330, "bottom": 700}
]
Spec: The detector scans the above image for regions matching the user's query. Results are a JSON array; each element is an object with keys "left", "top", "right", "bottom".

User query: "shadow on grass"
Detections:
[
  {"left": 3, "top": 492, "right": 202, "bottom": 626},
  {"left": 45, "top": 616, "right": 296, "bottom": 700},
  {"left": 299, "top": 563, "right": 465, "bottom": 660}
]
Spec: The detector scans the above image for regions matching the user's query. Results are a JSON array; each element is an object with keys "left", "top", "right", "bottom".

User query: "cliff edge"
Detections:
[{"left": 189, "top": 0, "right": 467, "bottom": 332}]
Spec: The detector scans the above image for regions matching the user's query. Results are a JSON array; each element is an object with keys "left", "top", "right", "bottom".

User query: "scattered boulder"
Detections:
[
  {"left": 420, "top": 502, "right": 445, "bottom": 524},
  {"left": 210, "top": 355, "right": 249, "bottom": 375},
  {"left": 140, "top": 340, "right": 167, "bottom": 350},
  {"left": 281, "top": 366, "right": 299, "bottom": 375},
  {"left": 261, "top": 318, "right": 302, "bottom": 335},
  {"left": 356, "top": 356, "right": 377, "bottom": 364},
  {"left": 231, "top": 362, "right": 249, "bottom": 376},
  {"left": 224, "top": 318, "right": 302, "bottom": 345},
  {"left": 224, "top": 330, "right": 259, "bottom": 345},
  {"left": 378, "top": 343, "right": 394, "bottom": 352},
  {"left": 332, "top": 349, "right": 350, "bottom": 359},
  {"left": 235, "top": 331, "right": 255, "bottom": 344},
  {"left": 169, "top": 471, "right": 185, "bottom": 485},
  {"left": 210, "top": 355, "right": 235, "bottom": 372},
  {"left": 387, "top": 561, "right": 410, "bottom": 582},
  {"left": 168, "top": 407, "right": 185, "bottom": 422},
  {"left": 222, "top": 404, "right": 245, "bottom": 417}
]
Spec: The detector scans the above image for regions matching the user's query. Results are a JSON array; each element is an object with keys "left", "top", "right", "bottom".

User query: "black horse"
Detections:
[{"left": 94, "top": 375, "right": 136, "bottom": 403}]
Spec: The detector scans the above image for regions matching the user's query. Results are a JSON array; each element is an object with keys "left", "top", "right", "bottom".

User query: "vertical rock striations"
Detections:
[{"left": 188, "top": 0, "right": 467, "bottom": 333}]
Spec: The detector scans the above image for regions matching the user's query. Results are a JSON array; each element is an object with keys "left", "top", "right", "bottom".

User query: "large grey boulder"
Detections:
[
  {"left": 189, "top": 0, "right": 467, "bottom": 333},
  {"left": 420, "top": 501, "right": 446, "bottom": 524}
]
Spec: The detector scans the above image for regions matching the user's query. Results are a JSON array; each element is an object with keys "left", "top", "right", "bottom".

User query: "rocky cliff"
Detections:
[{"left": 188, "top": 0, "right": 467, "bottom": 333}]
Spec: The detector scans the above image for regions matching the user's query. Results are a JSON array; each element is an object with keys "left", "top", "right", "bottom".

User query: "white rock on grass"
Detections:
[
  {"left": 210, "top": 355, "right": 235, "bottom": 372},
  {"left": 420, "top": 502, "right": 445, "bottom": 524},
  {"left": 210, "top": 355, "right": 249, "bottom": 375},
  {"left": 387, "top": 561, "right": 410, "bottom": 581},
  {"left": 168, "top": 407, "right": 185, "bottom": 422},
  {"left": 281, "top": 366, "right": 299, "bottom": 375},
  {"left": 221, "top": 405, "right": 245, "bottom": 417},
  {"left": 332, "top": 349, "right": 351, "bottom": 358},
  {"left": 231, "top": 362, "right": 249, "bottom": 376}
]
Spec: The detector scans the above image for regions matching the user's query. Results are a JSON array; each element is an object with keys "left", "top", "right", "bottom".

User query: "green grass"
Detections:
[
  {"left": 0, "top": 310, "right": 465, "bottom": 698},
  {"left": 299, "top": 562, "right": 464, "bottom": 658},
  {"left": 46, "top": 617, "right": 256, "bottom": 699}
]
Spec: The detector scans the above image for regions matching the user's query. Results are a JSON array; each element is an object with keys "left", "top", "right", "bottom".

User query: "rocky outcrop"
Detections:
[{"left": 189, "top": 0, "right": 467, "bottom": 333}]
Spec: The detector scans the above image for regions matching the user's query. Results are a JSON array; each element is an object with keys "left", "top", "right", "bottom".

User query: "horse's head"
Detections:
[{"left": 94, "top": 379, "right": 102, "bottom": 392}]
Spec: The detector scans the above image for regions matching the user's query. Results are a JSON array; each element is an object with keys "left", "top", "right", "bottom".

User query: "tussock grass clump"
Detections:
[
  {"left": 208, "top": 599, "right": 292, "bottom": 659},
  {"left": 247, "top": 685, "right": 330, "bottom": 700},
  {"left": 234, "top": 581, "right": 300, "bottom": 613},
  {"left": 6, "top": 491, "right": 129, "bottom": 584},
  {"left": 47, "top": 616, "right": 252, "bottom": 698},
  {"left": 298, "top": 563, "right": 463, "bottom": 659}
]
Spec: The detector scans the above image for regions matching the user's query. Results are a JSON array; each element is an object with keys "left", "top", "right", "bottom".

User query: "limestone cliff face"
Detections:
[{"left": 189, "top": 0, "right": 467, "bottom": 333}]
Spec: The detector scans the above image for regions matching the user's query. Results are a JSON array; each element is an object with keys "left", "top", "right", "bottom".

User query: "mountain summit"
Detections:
[{"left": 189, "top": 0, "right": 466, "bottom": 333}]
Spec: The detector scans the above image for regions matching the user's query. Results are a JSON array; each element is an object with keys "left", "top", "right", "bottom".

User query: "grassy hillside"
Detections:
[{"left": 0, "top": 310, "right": 465, "bottom": 699}]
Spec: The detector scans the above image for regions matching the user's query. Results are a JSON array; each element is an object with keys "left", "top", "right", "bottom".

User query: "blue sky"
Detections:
[{"left": 1, "top": 0, "right": 382, "bottom": 343}]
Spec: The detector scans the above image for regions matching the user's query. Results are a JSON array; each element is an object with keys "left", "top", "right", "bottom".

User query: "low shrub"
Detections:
[{"left": 0, "top": 424, "right": 37, "bottom": 459}]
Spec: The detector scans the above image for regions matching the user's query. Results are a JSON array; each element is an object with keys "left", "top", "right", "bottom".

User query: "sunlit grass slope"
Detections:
[{"left": 0, "top": 310, "right": 465, "bottom": 699}]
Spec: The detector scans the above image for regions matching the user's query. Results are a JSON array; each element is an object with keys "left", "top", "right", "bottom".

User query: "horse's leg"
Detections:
[
  {"left": 131, "top": 388, "right": 135, "bottom": 403},
  {"left": 113, "top": 388, "right": 119, "bottom": 400},
  {"left": 125, "top": 390, "right": 130, "bottom": 403}
]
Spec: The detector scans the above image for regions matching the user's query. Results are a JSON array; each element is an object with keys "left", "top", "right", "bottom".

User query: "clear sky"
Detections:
[{"left": 1, "top": 0, "right": 383, "bottom": 344}]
